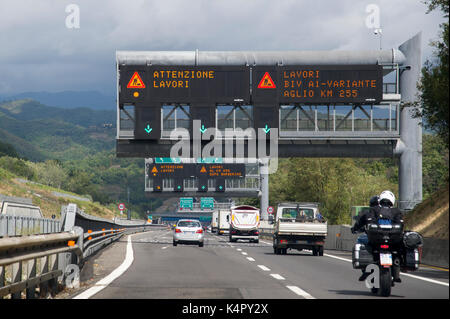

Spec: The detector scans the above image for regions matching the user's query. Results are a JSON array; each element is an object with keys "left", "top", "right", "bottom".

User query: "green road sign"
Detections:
[
  {"left": 180, "top": 197, "right": 193, "bottom": 209},
  {"left": 197, "top": 157, "right": 223, "bottom": 164},
  {"left": 201, "top": 197, "right": 215, "bottom": 209},
  {"left": 155, "top": 157, "right": 182, "bottom": 164}
]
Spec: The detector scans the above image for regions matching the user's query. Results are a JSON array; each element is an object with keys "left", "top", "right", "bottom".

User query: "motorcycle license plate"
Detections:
[{"left": 380, "top": 253, "right": 392, "bottom": 266}]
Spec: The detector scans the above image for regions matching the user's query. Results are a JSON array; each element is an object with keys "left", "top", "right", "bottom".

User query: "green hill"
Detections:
[{"left": 0, "top": 99, "right": 115, "bottom": 161}]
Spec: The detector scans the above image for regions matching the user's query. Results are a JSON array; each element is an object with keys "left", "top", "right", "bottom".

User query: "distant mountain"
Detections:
[
  {"left": 0, "top": 99, "right": 115, "bottom": 161},
  {"left": 0, "top": 91, "right": 115, "bottom": 110}
]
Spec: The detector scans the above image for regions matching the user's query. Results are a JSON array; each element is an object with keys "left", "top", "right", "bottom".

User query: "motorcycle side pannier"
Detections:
[
  {"left": 352, "top": 243, "right": 374, "bottom": 269},
  {"left": 401, "top": 247, "right": 420, "bottom": 271},
  {"left": 403, "top": 231, "right": 423, "bottom": 249}
]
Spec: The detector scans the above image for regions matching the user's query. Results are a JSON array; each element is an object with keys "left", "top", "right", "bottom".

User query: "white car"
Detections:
[{"left": 173, "top": 219, "right": 204, "bottom": 247}]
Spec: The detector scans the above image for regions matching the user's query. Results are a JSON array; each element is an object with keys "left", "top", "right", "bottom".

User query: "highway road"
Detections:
[{"left": 72, "top": 229, "right": 449, "bottom": 299}]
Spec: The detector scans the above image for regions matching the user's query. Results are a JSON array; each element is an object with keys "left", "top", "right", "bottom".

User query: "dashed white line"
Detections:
[
  {"left": 257, "top": 265, "right": 271, "bottom": 271},
  {"left": 246, "top": 257, "right": 255, "bottom": 262},
  {"left": 241, "top": 252, "right": 248, "bottom": 256},
  {"left": 236, "top": 248, "right": 242, "bottom": 251},
  {"left": 270, "top": 274, "right": 285, "bottom": 280},
  {"left": 161, "top": 246, "right": 167, "bottom": 250},
  {"left": 286, "top": 285, "right": 316, "bottom": 299}
]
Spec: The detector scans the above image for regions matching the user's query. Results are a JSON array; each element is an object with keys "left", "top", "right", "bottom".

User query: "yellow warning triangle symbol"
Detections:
[
  {"left": 200, "top": 166, "right": 207, "bottom": 173},
  {"left": 127, "top": 72, "right": 146, "bottom": 89},
  {"left": 257, "top": 72, "right": 276, "bottom": 89},
  {"left": 151, "top": 166, "right": 158, "bottom": 173}
]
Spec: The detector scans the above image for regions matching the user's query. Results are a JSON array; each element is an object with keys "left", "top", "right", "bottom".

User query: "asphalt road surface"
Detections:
[{"left": 72, "top": 229, "right": 449, "bottom": 299}]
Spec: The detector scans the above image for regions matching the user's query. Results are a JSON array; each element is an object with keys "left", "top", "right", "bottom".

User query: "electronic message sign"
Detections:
[
  {"left": 252, "top": 65, "right": 383, "bottom": 104},
  {"left": 196, "top": 164, "right": 245, "bottom": 178},
  {"left": 119, "top": 65, "right": 250, "bottom": 105}
]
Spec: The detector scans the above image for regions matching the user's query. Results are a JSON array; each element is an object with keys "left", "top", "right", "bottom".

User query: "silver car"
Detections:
[{"left": 173, "top": 219, "right": 204, "bottom": 247}]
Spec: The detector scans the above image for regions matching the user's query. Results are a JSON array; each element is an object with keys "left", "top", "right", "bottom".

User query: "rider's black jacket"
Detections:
[{"left": 353, "top": 206, "right": 403, "bottom": 232}]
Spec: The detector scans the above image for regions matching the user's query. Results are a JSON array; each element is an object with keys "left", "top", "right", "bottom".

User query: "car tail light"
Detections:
[
  {"left": 380, "top": 244, "right": 389, "bottom": 249},
  {"left": 254, "top": 231, "right": 259, "bottom": 235},
  {"left": 175, "top": 228, "right": 182, "bottom": 233},
  {"left": 231, "top": 230, "right": 237, "bottom": 234},
  {"left": 280, "top": 240, "right": 287, "bottom": 243},
  {"left": 196, "top": 229, "right": 203, "bottom": 234}
]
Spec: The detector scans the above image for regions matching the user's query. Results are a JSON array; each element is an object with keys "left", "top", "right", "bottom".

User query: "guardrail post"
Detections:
[
  {"left": 39, "top": 256, "right": 49, "bottom": 298},
  {"left": 26, "top": 258, "right": 37, "bottom": 299},
  {"left": 0, "top": 266, "right": 4, "bottom": 299},
  {"left": 11, "top": 262, "right": 22, "bottom": 299},
  {"left": 59, "top": 226, "right": 84, "bottom": 284},
  {"left": 48, "top": 254, "right": 58, "bottom": 296}
]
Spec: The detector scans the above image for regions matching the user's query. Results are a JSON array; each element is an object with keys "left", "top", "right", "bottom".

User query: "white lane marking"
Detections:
[
  {"left": 260, "top": 240, "right": 272, "bottom": 246},
  {"left": 286, "top": 285, "right": 316, "bottom": 299},
  {"left": 258, "top": 265, "right": 271, "bottom": 271},
  {"left": 236, "top": 248, "right": 242, "bottom": 251},
  {"left": 246, "top": 257, "right": 255, "bottom": 262},
  {"left": 241, "top": 252, "right": 248, "bottom": 256},
  {"left": 161, "top": 246, "right": 167, "bottom": 250},
  {"left": 74, "top": 234, "right": 136, "bottom": 299},
  {"left": 324, "top": 253, "right": 353, "bottom": 263},
  {"left": 270, "top": 274, "right": 285, "bottom": 280},
  {"left": 324, "top": 252, "right": 449, "bottom": 287},
  {"left": 401, "top": 272, "right": 449, "bottom": 287}
]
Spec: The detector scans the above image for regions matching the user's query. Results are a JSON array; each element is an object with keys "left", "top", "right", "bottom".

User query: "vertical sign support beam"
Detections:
[
  {"left": 260, "top": 158, "right": 269, "bottom": 221},
  {"left": 398, "top": 32, "right": 422, "bottom": 211}
]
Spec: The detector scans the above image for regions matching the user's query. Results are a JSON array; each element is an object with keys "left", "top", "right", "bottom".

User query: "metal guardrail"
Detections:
[
  {"left": 0, "top": 230, "right": 81, "bottom": 299},
  {"left": 0, "top": 215, "right": 61, "bottom": 237},
  {"left": 0, "top": 203, "right": 161, "bottom": 299}
]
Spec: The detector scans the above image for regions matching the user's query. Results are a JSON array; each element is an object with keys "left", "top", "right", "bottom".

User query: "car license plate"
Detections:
[{"left": 380, "top": 253, "right": 392, "bottom": 266}]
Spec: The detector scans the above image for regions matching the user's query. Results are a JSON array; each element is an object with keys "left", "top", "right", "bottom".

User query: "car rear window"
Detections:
[{"left": 177, "top": 221, "right": 201, "bottom": 227}]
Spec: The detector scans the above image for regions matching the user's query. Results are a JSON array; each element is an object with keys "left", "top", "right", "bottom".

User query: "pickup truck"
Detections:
[{"left": 271, "top": 202, "right": 327, "bottom": 256}]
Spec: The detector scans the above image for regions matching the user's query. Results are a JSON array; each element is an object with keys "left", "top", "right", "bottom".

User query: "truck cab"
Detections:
[{"left": 272, "top": 202, "right": 327, "bottom": 256}]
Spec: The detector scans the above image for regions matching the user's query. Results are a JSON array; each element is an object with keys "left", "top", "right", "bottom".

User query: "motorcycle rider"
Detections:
[
  {"left": 351, "top": 195, "right": 379, "bottom": 281},
  {"left": 351, "top": 191, "right": 404, "bottom": 283}
]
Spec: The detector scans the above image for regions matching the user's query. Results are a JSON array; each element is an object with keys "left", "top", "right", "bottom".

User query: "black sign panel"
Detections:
[
  {"left": 253, "top": 65, "right": 383, "bottom": 104},
  {"left": 146, "top": 163, "right": 245, "bottom": 179},
  {"left": 120, "top": 65, "right": 250, "bottom": 105},
  {"left": 146, "top": 163, "right": 196, "bottom": 178},
  {"left": 196, "top": 164, "right": 245, "bottom": 178}
]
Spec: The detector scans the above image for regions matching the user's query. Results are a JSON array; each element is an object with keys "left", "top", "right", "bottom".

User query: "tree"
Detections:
[{"left": 414, "top": 0, "right": 449, "bottom": 145}]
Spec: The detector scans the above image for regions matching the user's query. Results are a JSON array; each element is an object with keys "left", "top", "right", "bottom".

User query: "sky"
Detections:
[{"left": 0, "top": 0, "right": 445, "bottom": 95}]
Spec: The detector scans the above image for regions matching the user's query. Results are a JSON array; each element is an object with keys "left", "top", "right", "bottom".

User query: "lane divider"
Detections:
[
  {"left": 257, "top": 265, "right": 271, "bottom": 271},
  {"left": 246, "top": 257, "right": 255, "bottom": 262},
  {"left": 286, "top": 285, "right": 316, "bottom": 299},
  {"left": 270, "top": 274, "right": 285, "bottom": 280}
]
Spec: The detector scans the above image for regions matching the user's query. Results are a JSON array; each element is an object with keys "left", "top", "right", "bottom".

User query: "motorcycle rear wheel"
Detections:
[{"left": 379, "top": 267, "right": 392, "bottom": 297}]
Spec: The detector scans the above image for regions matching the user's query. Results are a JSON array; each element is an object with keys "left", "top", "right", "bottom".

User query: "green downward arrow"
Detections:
[
  {"left": 145, "top": 124, "right": 152, "bottom": 134},
  {"left": 263, "top": 124, "right": 270, "bottom": 134},
  {"left": 200, "top": 125, "right": 207, "bottom": 133}
]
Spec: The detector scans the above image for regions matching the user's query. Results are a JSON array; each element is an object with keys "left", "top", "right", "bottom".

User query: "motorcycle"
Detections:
[{"left": 352, "top": 218, "right": 422, "bottom": 297}]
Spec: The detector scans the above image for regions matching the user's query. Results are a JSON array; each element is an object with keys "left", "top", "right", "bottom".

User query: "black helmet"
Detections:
[{"left": 369, "top": 195, "right": 380, "bottom": 207}]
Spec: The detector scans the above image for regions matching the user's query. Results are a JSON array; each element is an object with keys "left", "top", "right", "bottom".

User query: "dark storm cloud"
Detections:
[{"left": 0, "top": 0, "right": 444, "bottom": 94}]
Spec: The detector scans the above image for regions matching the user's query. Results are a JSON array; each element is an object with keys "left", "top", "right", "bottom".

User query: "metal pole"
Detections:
[
  {"left": 260, "top": 159, "right": 269, "bottom": 221},
  {"left": 398, "top": 32, "right": 422, "bottom": 211}
]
